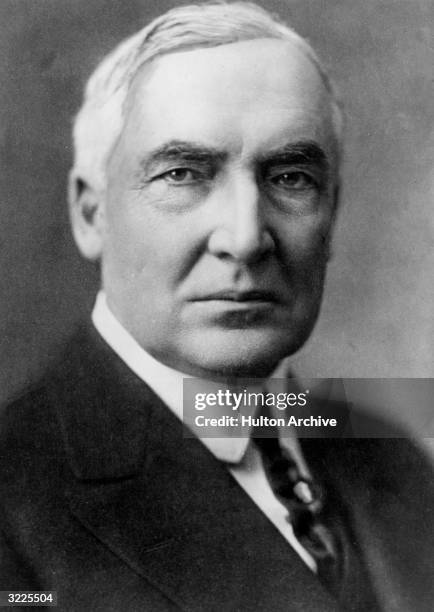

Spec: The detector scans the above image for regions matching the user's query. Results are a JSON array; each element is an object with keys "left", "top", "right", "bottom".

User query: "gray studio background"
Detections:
[{"left": 1, "top": 1, "right": 433, "bottom": 431}]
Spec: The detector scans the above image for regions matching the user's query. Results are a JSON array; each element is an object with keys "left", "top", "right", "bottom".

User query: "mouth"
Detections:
[
  {"left": 193, "top": 290, "right": 279, "bottom": 304},
  {"left": 189, "top": 289, "right": 284, "bottom": 329}
]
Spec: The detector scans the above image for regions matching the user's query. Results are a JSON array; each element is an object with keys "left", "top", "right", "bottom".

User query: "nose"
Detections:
[{"left": 207, "top": 173, "right": 275, "bottom": 264}]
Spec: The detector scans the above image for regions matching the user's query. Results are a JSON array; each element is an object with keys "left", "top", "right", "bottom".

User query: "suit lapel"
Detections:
[{"left": 57, "top": 327, "right": 339, "bottom": 611}]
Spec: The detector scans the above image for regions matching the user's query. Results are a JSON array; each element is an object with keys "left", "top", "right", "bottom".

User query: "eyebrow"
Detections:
[
  {"left": 258, "top": 141, "right": 330, "bottom": 174},
  {"left": 140, "top": 140, "right": 228, "bottom": 174},
  {"left": 140, "top": 138, "right": 330, "bottom": 176}
]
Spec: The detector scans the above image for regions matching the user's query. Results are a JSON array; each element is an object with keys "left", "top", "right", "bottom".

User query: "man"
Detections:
[{"left": 0, "top": 2, "right": 433, "bottom": 610}]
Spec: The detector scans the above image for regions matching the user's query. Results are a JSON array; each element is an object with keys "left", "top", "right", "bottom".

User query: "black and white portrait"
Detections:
[{"left": 0, "top": 1, "right": 433, "bottom": 610}]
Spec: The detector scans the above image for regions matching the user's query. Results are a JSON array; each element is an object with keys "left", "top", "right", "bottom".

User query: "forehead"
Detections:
[{"left": 119, "top": 39, "right": 336, "bottom": 163}]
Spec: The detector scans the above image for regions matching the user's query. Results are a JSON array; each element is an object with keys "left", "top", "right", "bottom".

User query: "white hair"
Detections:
[{"left": 71, "top": 1, "right": 343, "bottom": 193}]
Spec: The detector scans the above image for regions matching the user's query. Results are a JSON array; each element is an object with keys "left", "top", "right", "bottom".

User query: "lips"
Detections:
[{"left": 193, "top": 290, "right": 279, "bottom": 303}]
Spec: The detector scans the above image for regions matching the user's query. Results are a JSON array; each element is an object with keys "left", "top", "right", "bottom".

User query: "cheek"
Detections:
[
  {"left": 278, "top": 214, "right": 332, "bottom": 269},
  {"left": 276, "top": 218, "right": 332, "bottom": 312},
  {"left": 104, "top": 200, "right": 201, "bottom": 289}
]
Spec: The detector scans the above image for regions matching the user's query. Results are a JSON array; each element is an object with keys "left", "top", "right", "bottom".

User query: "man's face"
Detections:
[{"left": 100, "top": 39, "right": 338, "bottom": 378}]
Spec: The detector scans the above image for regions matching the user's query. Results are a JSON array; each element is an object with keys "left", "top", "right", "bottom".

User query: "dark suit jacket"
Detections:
[{"left": 0, "top": 325, "right": 433, "bottom": 611}]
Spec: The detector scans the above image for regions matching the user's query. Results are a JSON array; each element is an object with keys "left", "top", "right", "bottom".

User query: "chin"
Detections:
[{"left": 180, "top": 327, "right": 311, "bottom": 380}]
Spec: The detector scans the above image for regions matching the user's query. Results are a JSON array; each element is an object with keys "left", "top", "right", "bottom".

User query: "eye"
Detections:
[
  {"left": 162, "top": 168, "right": 197, "bottom": 183},
  {"left": 270, "top": 171, "right": 316, "bottom": 190}
]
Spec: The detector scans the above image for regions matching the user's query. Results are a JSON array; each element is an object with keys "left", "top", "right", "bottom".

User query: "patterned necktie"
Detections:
[
  {"left": 254, "top": 432, "right": 381, "bottom": 610},
  {"left": 254, "top": 434, "right": 343, "bottom": 596}
]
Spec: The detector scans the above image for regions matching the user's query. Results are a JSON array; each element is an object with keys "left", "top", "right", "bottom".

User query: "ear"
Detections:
[{"left": 68, "top": 171, "right": 105, "bottom": 261}]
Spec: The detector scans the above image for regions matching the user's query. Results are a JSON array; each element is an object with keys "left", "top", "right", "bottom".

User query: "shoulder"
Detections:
[
  {"left": 301, "top": 402, "right": 434, "bottom": 508},
  {"left": 0, "top": 374, "right": 67, "bottom": 504},
  {"left": 0, "top": 324, "right": 89, "bottom": 447},
  {"left": 0, "top": 325, "right": 99, "bottom": 491},
  {"left": 0, "top": 322, "right": 153, "bottom": 489}
]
